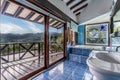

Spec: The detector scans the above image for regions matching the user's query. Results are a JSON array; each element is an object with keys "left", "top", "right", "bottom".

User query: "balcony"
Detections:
[
  {"left": 0, "top": 42, "right": 64, "bottom": 80},
  {"left": 0, "top": 0, "right": 66, "bottom": 80}
]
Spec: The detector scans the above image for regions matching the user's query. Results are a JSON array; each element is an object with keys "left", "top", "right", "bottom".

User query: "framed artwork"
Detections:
[{"left": 85, "top": 23, "right": 109, "bottom": 45}]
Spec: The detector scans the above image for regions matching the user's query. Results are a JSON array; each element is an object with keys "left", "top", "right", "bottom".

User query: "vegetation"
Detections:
[
  {"left": 0, "top": 32, "right": 64, "bottom": 56},
  {"left": 50, "top": 33, "right": 64, "bottom": 52},
  {"left": 0, "top": 33, "right": 44, "bottom": 43}
]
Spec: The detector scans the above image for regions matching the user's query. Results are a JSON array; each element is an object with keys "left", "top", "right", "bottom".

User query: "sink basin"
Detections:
[{"left": 87, "top": 52, "right": 120, "bottom": 80}]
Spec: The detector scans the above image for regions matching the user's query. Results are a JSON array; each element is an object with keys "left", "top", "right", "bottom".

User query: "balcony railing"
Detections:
[
  {"left": 0, "top": 42, "right": 64, "bottom": 80},
  {"left": 49, "top": 42, "right": 64, "bottom": 64},
  {"left": 0, "top": 42, "right": 44, "bottom": 64}
]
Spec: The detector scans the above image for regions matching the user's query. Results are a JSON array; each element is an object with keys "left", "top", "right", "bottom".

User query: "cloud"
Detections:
[
  {"left": 0, "top": 21, "right": 42, "bottom": 34},
  {"left": 24, "top": 21, "right": 42, "bottom": 33},
  {"left": 0, "top": 23, "right": 29, "bottom": 34}
]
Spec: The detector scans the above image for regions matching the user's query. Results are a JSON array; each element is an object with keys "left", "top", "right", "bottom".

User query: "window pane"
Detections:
[
  {"left": 0, "top": 13, "right": 45, "bottom": 79},
  {"left": 49, "top": 18, "right": 64, "bottom": 64}
]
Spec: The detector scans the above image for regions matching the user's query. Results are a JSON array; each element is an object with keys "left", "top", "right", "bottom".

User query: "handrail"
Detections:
[
  {"left": 0, "top": 41, "right": 63, "bottom": 64},
  {"left": 0, "top": 41, "right": 44, "bottom": 45},
  {"left": 0, "top": 42, "right": 44, "bottom": 64}
]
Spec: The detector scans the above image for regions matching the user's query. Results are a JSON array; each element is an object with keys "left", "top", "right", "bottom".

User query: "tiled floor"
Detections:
[{"left": 30, "top": 60, "right": 93, "bottom": 80}]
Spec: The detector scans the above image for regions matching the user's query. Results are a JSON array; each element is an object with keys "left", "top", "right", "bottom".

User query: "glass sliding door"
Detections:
[
  {"left": 0, "top": 0, "right": 67, "bottom": 79},
  {"left": 49, "top": 17, "right": 64, "bottom": 65},
  {"left": 0, "top": 1, "right": 45, "bottom": 79}
]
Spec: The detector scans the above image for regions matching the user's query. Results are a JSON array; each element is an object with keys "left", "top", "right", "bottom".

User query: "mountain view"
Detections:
[
  {"left": 0, "top": 14, "right": 63, "bottom": 44},
  {"left": 0, "top": 32, "right": 61, "bottom": 43}
]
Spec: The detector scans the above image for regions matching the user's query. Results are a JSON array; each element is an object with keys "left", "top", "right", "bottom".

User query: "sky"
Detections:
[{"left": 0, "top": 14, "right": 63, "bottom": 34}]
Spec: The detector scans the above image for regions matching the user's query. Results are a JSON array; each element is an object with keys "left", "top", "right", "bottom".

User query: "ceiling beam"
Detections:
[
  {"left": 66, "top": 0, "right": 74, "bottom": 6},
  {"left": 57, "top": 24, "right": 64, "bottom": 29},
  {"left": 55, "top": 23, "right": 62, "bottom": 28},
  {"left": 14, "top": 7, "right": 24, "bottom": 17},
  {"left": 25, "top": 11, "right": 35, "bottom": 19},
  {"left": 34, "top": 15, "right": 43, "bottom": 21},
  {"left": 70, "top": 0, "right": 87, "bottom": 10},
  {"left": 51, "top": 21, "right": 59, "bottom": 27},
  {"left": 49, "top": 19, "right": 55, "bottom": 24},
  {"left": 50, "top": 20, "right": 57, "bottom": 25},
  {"left": 1, "top": 1, "right": 9, "bottom": 14},
  {"left": 38, "top": 16, "right": 44, "bottom": 23},
  {"left": 27, "top": 0, "right": 73, "bottom": 23},
  {"left": 54, "top": 22, "right": 61, "bottom": 28},
  {"left": 49, "top": 18, "right": 53, "bottom": 22},
  {"left": 76, "top": 12, "right": 81, "bottom": 16},
  {"left": 73, "top": 3, "right": 88, "bottom": 13}
]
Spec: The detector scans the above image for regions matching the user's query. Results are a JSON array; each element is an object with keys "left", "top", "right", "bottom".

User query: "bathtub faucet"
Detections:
[{"left": 116, "top": 46, "right": 120, "bottom": 52}]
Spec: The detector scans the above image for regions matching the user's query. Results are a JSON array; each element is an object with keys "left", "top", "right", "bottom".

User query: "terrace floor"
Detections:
[
  {"left": 1, "top": 57, "right": 43, "bottom": 80},
  {"left": 1, "top": 52, "right": 63, "bottom": 80},
  {"left": 30, "top": 60, "right": 93, "bottom": 80}
]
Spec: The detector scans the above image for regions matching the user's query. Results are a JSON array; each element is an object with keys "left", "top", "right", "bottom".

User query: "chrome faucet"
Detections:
[{"left": 116, "top": 46, "right": 120, "bottom": 52}]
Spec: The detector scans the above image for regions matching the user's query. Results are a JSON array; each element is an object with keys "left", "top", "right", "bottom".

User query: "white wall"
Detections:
[
  {"left": 48, "top": 0, "right": 77, "bottom": 22},
  {"left": 80, "top": 12, "right": 111, "bottom": 25},
  {"left": 47, "top": 0, "right": 113, "bottom": 24},
  {"left": 78, "top": 0, "right": 113, "bottom": 24},
  {"left": 71, "top": 21, "right": 78, "bottom": 32}
]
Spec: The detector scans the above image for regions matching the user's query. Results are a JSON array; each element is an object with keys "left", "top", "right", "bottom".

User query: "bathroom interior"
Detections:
[{"left": 0, "top": 0, "right": 120, "bottom": 80}]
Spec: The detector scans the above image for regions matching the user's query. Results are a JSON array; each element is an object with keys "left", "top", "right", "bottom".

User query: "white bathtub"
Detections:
[
  {"left": 87, "top": 52, "right": 120, "bottom": 80},
  {"left": 69, "top": 45, "right": 103, "bottom": 50}
]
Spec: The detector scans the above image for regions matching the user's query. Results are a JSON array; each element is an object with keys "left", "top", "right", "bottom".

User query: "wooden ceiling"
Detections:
[
  {"left": 0, "top": 0, "right": 64, "bottom": 29},
  {"left": 63, "top": 0, "right": 88, "bottom": 16}
]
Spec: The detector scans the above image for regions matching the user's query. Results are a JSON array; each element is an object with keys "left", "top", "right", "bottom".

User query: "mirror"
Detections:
[
  {"left": 113, "top": 10, "right": 120, "bottom": 37},
  {"left": 111, "top": 10, "right": 120, "bottom": 47},
  {"left": 108, "top": 0, "right": 120, "bottom": 52}
]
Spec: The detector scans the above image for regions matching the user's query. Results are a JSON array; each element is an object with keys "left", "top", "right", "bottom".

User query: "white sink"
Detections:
[{"left": 87, "top": 52, "right": 120, "bottom": 80}]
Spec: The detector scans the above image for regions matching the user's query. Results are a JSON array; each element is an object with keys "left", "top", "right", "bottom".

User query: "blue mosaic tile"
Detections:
[
  {"left": 74, "top": 68, "right": 86, "bottom": 75},
  {"left": 68, "top": 48, "right": 92, "bottom": 64},
  {"left": 81, "top": 56, "right": 88, "bottom": 64},
  {"left": 80, "top": 64, "right": 88, "bottom": 69},
  {"left": 82, "top": 49, "right": 91, "bottom": 56},
  {"left": 32, "top": 74, "right": 50, "bottom": 80},
  {"left": 47, "top": 70, "right": 60, "bottom": 79},
  {"left": 83, "top": 72, "right": 93, "bottom": 80},
  {"left": 70, "top": 74, "right": 83, "bottom": 80},
  {"left": 31, "top": 60, "right": 93, "bottom": 80},
  {"left": 53, "top": 74, "right": 68, "bottom": 80},
  {"left": 78, "top": 55, "right": 81, "bottom": 63},
  {"left": 75, "top": 48, "right": 82, "bottom": 55},
  {"left": 69, "top": 54, "right": 73, "bottom": 61},
  {"left": 72, "top": 54, "right": 79, "bottom": 62},
  {"left": 78, "top": 48, "right": 83, "bottom": 54}
]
